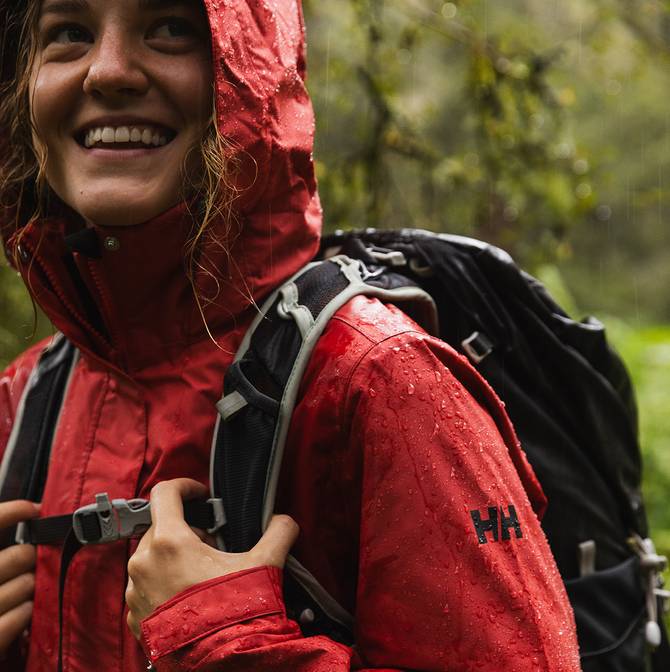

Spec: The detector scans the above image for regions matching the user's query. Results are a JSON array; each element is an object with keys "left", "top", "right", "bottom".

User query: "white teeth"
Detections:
[
  {"left": 101, "top": 127, "right": 115, "bottom": 143},
  {"left": 115, "top": 127, "right": 130, "bottom": 143},
  {"left": 83, "top": 125, "right": 171, "bottom": 148}
]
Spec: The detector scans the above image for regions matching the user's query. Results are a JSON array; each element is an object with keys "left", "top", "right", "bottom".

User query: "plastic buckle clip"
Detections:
[{"left": 72, "top": 493, "right": 151, "bottom": 545}]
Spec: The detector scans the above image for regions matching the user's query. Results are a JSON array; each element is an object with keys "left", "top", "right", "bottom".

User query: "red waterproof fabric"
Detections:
[{"left": 0, "top": 1, "right": 580, "bottom": 670}]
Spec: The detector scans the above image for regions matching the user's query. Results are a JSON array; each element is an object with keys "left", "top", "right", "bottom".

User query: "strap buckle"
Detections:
[{"left": 73, "top": 493, "right": 151, "bottom": 545}]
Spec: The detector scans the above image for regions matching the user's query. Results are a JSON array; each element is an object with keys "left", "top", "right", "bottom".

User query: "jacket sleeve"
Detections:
[{"left": 139, "top": 330, "right": 581, "bottom": 672}]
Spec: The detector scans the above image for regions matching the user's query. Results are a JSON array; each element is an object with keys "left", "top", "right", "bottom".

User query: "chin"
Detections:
[{"left": 63, "top": 185, "right": 181, "bottom": 228}]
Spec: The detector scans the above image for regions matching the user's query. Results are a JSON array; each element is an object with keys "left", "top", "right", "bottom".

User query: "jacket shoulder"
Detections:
[
  {"left": 0, "top": 337, "right": 53, "bottom": 455},
  {"left": 301, "top": 294, "right": 547, "bottom": 517},
  {"left": 330, "top": 294, "right": 428, "bottom": 345}
]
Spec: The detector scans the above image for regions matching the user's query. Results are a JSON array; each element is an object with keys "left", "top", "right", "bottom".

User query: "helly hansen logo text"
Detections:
[{"left": 470, "top": 505, "right": 523, "bottom": 544}]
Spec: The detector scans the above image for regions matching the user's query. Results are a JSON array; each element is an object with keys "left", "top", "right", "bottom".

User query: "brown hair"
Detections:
[
  {"left": 0, "top": 0, "right": 44, "bottom": 236},
  {"left": 0, "top": 0, "right": 240, "bottom": 300}
]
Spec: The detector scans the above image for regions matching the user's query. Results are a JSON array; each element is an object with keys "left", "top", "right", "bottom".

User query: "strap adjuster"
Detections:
[
  {"left": 73, "top": 493, "right": 151, "bottom": 545},
  {"left": 461, "top": 331, "right": 494, "bottom": 364}
]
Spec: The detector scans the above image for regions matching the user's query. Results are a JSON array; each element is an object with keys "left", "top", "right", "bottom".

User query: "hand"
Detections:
[
  {"left": 125, "top": 478, "right": 299, "bottom": 639},
  {"left": 0, "top": 500, "right": 40, "bottom": 656}
]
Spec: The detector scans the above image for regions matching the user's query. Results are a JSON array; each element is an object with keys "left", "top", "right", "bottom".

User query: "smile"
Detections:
[{"left": 79, "top": 125, "right": 176, "bottom": 149}]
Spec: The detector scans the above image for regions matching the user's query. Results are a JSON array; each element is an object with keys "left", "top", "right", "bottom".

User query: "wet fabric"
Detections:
[{"left": 0, "top": 1, "right": 580, "bottom": 670}]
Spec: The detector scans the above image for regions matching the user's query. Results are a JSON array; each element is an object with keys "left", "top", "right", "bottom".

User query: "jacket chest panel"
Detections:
[
  {"left": 27, "top": 351, "right": 225, "bottom": 672},
  {"left": 42, "top": 360, "right": 147, "bottom": 517}
]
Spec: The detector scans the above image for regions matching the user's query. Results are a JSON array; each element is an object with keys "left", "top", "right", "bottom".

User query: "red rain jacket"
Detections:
[{"left": 0, "top": 1, "right": 580, "bottom": 670}]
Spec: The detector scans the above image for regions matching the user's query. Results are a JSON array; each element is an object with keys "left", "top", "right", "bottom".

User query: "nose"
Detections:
[{"left": 82, "top": 28, "right": 149, "bottom": 100}]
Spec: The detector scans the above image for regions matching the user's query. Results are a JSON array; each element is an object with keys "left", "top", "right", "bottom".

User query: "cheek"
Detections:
[
  {"left": 171, "top": 57, "right": 213, "bottom": 133},
  {"left": 30, "top": 65, "right": 80, "bottom": 150}
]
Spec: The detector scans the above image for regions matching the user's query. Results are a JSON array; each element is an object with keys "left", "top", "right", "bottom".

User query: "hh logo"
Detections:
[{"left": 470, "top": 505, "right": 523, "bottom": 544}]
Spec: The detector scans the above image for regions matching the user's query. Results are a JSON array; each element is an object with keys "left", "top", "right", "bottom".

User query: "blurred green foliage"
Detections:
[
  {"left": 606, "top": 323, "right": 670, "bottom": 625},
  {"left": 304, "top": 0, "right": 670, "bottom": 320}
]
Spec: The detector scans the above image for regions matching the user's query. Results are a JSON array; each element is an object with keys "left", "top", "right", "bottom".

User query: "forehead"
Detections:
[{"left": 39, "top": 0, "right": 203, "bottom": 14}]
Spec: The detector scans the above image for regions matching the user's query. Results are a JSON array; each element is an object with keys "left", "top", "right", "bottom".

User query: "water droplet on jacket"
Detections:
[
  {"left": 368, "top": 387, "right": 377, "bottom": 397},
  {"left": 407, "top": 383, "right": 415, "bottom": 395}
]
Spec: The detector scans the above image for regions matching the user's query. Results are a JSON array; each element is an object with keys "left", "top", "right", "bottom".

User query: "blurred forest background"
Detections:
[{"left": 1, "top": 0, "right": 669, "bottom": 587}]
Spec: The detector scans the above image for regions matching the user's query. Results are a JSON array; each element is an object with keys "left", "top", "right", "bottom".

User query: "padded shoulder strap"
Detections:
[
  {"left": 210, "top": 255, "right": 437, "bottom": 641},
  {"left": 0, "top": 335, "right": 78, "bottom": 547}
]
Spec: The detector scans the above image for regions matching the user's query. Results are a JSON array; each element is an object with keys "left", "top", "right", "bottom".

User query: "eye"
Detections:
[
  {"left": 148, "top": 18, "right": 198, "bottom": 40},
  {"left": 47, "top": 24, "right": 93, "bottom": 45}
]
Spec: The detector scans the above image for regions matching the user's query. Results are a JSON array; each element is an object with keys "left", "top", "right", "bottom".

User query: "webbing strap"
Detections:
[
  {"left": 20, "top": 499, "right": 222, "bottom": 546},
  {"left": 57, "top": 530, "right": 82, "bottom": 672}
]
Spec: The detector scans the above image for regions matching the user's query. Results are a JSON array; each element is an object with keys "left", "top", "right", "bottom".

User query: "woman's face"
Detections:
[{"left": 30, "top": 0, "right": 212, "bottom": 227}]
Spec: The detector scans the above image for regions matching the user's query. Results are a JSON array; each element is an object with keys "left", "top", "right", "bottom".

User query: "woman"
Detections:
[{"left": 0, "top": 0, "right": 581, "bottom": 670}]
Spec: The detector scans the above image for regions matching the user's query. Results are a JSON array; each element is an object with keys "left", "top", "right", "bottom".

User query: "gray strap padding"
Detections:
[
  {"left": 277, "top": 282, "right": 315, "bottom": 340},
  {"left": 233, "top": 261, "right": 324, "bottom": 365},
  {"left": 0, "top": 335, "right": 79, "bottom": 496}
]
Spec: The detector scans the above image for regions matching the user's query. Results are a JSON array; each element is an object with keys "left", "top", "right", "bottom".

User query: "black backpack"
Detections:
[{"left": 4, "top": 228, "right": 669, "bottom": 671}]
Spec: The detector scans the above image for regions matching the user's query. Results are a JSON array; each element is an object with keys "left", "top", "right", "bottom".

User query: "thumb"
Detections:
[
  {"left": 253, "top": 515, "right": 299, "bottom": 568},
  {"left": 0, "top": 500, "right": 41, "bottom": 530}
]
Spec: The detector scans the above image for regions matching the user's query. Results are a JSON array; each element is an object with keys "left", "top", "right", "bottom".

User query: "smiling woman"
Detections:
[{"left": 0, "top": 1, "right": 583, "bottom": 671}]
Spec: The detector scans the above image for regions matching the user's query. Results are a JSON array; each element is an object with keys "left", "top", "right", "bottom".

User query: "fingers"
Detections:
[
  {"left": 0, "top": 573, "right": 34, "bottom": 615},
  {"left": 0, "top": 545, "right": 36, "bottom": 585},
  {"left": 0, "top": 601, "right": 32, "bottom": 653},
  {"left": 149, "top": 479, "right": 208, "bottom": 538},
  {"left": 252, "top": 515, "right": 299, "bottom": 568},
  {"left": 0, "top": 501, "right": 40, "bottom": 530}
]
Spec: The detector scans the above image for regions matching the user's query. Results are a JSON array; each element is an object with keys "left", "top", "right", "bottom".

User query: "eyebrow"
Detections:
[
  {"left": 40, "top": 0, "right": 88, "bottom": 15},
  {"left": 139, "top": 0, "right": 198, "bottom": 7}
]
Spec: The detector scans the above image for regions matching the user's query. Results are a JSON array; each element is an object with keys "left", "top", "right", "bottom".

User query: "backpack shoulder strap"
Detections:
[
  {"left": 0, "top": 334, "right": 78, "bottom": 546},
  {"left": 210, "top": 255, "right": 437, "bottom": 641}
]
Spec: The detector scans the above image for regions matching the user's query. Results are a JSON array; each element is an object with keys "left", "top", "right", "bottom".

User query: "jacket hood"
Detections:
[{"left": 0, "top": 0, "right": 321, "bottom": 372}]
